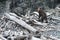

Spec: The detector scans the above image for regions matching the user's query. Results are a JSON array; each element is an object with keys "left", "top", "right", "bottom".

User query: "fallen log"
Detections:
[
  {"left": 31, "top": 19, "right": 48, "bottom": 26},
  {"left": 5, "top": 12, "right": 38, "bottom": 33}
]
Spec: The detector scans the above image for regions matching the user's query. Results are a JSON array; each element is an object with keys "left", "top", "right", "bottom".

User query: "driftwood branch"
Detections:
[{"left": 5, "top": 12, "right": 38, "bottom": 33}]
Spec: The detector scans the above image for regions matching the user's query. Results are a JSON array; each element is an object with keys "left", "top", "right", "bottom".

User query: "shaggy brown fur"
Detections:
[{"left": 37, "top": 7, "right": 48, "bottom": 23}]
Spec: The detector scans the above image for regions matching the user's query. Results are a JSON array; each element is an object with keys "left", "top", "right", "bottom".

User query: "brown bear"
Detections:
[{"left": 37, "top": 7, "right": 48, "bottom": 23}]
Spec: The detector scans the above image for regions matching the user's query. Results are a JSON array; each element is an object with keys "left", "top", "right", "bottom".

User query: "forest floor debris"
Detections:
[{"left": 0, "top": 9, "right": 60, "bottom": 40}]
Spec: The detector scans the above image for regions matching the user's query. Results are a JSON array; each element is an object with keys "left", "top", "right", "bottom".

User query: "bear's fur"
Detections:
[{"left": 37, "top": 7, "right": 48, "bottom": 23}]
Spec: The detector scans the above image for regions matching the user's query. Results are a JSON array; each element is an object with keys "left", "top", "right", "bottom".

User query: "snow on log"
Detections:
[
  {"left": 32, "top": 12, "right": 39, "bottom": 16},
  {"left": 32, "top": 20, "right": 48, "bottom": 26},
  {"left": 31, "top": 36, "right": 42, "bottom": 40},
  {"left": 45, "top": 12, "right": 53, "bottom": 16},
  {"left": 0, "top": 35, "right": 7, "bottom": 40},
  {"left": 52, "top": 16, "right": 60, "bottom": 20},
  {"left": 5, "top": 12, "right": 38, "bottom": 33}
]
